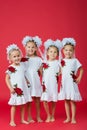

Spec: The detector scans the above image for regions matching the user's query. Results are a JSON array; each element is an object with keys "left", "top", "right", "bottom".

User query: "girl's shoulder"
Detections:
[
  {"left": 7, "top": 64, "right": 16, "bottom": 69},
  {"left": 21, "top": 57, "right": 29, "bottom": 62},
  {"left": 33, "top": 56, "right": 42, "bottom": 62},
  {"left": 6, "top": 64, "right": 17, "bottom": 74},
  {"left": 53, "top": 60, "right": 60, "bottom": 64},
  {"left": 69, "top": 58, "right": 81, "bottom": 63},
  {"left": 35, "top": 56, "right": 42, "bottom": 60},
  {"left": 64, "top": 58, "right": 82, "bottom": 66},
  {"left": 74, "top": 58, "right": 80, "bottom": 62}
]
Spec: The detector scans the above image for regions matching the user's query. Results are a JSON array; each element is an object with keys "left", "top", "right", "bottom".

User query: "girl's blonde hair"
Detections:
[{"left": 6, "top": 44, "right": 22, "bottom": 61}]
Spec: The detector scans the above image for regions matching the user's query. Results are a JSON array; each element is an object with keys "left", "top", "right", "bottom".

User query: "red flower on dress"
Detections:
[
  {"left": 8, "top": 66, "right": 16, "bottom": 73},
  {"left": 21, "top": 57, "right": 29, "bottom": 62},
  {"left": 42, "top": 82, "right": 46, "bottom": 92},
  {"left": 42, "top": 63, "right": 49, "bottom": 69},
  {"left": 37, "top": 70, "right": 40, "bottom": 77},
  {"left": 61, "top": 60, "right": 65, "bottom": 67},
  {"left": 70, "top": 71, "right": 77, "bottom": 82},
  {"left": 14, "top": 84, "right": 23, "bottom": 96}
]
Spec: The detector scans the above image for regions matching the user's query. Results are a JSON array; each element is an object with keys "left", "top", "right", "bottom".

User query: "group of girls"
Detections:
[{"left": 5, "top": 36, "right": 83, "bottom": 126}]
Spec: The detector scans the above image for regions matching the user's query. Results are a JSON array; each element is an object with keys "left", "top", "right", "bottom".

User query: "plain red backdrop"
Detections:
[
  {"left": 0, "top": 0, "right": 87, "bottom": 101},
  {"left": 0, "top": 1, "right": 87, "bottom": 130}
]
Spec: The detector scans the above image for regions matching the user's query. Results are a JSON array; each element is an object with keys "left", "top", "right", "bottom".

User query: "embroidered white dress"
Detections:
[
  {"left": 41, "top": 60, "right": 60, "bottom": 102},
  {"left": 6, "top": 63, "right": 32, "bottom": 105},
  {"left": 58, "top": 58, "right": 82, "bottom": 101},
  {"left": 25, "top": 57, "right": 43, "bottom": 97}
]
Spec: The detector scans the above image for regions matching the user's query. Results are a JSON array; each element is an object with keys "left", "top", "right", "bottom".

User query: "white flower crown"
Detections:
[
  {"left": 62, "top": 38, "right": 76, "bottom": 47},
  {"left": 6, "top": 44, "right": 19, "bottom": 54},
  {"left": 44, "top": 39, "right": 62, "bottom": 50},
  {"left": 22, "top": 35, "right": 42, "bottom": 47}
]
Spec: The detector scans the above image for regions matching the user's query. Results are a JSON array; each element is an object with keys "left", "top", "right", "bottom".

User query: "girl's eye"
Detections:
[
  {"left": 17, "top": 55, "right": 20, "bottom": 57},
  {"left": 13, "top": 56, "right": 16, "bottom": 58}
]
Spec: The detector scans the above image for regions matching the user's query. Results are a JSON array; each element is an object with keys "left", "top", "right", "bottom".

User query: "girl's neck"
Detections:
[
  {"left": 12, "top": 63, "right": 20, "bottom": 66},
  {"left": 64, "top": 57, "right": 73, "bottom": 59},
  {"left": 48, "top": 59, "right": 56, "bottom": 61},
  {"left": 26, "top": 54, "right": 36, "bottom": 58}
]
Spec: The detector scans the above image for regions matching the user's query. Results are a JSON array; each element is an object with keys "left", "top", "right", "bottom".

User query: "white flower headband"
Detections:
[
  {"left": 62, "top": 38, "right": 76, "bottom": 47},
  {"left": 22, "top": 35, "right": 42, "bottom": 47},
  {"left": 44, "top": 39, "right": 62, "bottom": 50},
  {"left": 44, "top": 39, "right": 62, "bottom": 62},
  {"left": 6, "top": 44, "right": 19, "bottom": 54}
]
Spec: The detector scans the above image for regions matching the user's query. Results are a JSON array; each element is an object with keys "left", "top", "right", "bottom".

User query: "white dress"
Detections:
[
  {"left": 6, "top": 63, "right": 32, "bottom": 105},
  {"left": 25, "top": 57, "right": 43, "bottom": 97},
  {"left": 41, "top": 60, "right": 60, "bottom": 102},
  {"left": 58, "top": 58, "right": 82, "bottom": 101}
]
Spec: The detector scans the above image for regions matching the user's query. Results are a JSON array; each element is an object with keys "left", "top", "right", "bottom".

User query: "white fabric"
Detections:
[
  {"left": 58, "top": 58, "right": 82, "bottom": 101},
  {"left": 25, "top": 57, "right": 43, "bottom": 97},
  {"left": 41, "top": 60, "right": 60, "bottom": 102},
  {"left": 22, "top": 36, "right": 42, "bottom": 47},
  {"left": 6, "top": 63, "right": 32, "bottom": 105},
  {"left": 62, "top": 38, "right": 76, "bottom": 47}
]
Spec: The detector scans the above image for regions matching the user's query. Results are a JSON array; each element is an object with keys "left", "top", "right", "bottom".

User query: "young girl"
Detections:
[
  {"left": 41, "top": 39, "right": 62, "bottom": 122},
  {"left": 5, "top": 44, "right": 32, "bottom": 126},
  {"left": 58, "top": 38, "right": 83, "bottom": 124},
  {"left": 22, "top": 36, "right": 43, "bottom": 122}
]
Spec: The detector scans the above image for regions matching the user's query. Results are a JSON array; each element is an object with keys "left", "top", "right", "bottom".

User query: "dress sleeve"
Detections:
[
  {"left": 5, "top": 67, "right": 11, "bottom": 75},
  {"left": 75, "top": 58, "right": 82, "bottom": 71},
  {"left": 39, "top": 57, "right": 43, "bottom": 67}
]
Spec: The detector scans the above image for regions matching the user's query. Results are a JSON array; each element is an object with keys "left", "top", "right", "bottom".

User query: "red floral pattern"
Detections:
[
  {"left": 43, "top": 63, "right": 49, "bottom": 69},
  {"left": 70, "top": 71, "right": 77, "bottom": 82},
  {"left": 14, "top": 84, "right": 23, "bottom": 96},
  {"left": 37, "top": 70, "right": 40, "bottom": 77},
  {"left": 21, "top": 57, "right": 29, "bottom": 62},
  {"left": 61, "top": 60, "right": 65, "bottom": 67},
  {"left": 42, "top": 82, "right": 46, "bottom": 92},
  {"left": 8, "top": 66, "right": 16, "bottom": 73}
]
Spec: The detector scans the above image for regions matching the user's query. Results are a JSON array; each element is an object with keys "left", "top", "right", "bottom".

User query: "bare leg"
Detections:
[
  {"left": 64, "top": 100, "right": 71, "bottom": 123},
  {"left": 71, "top": 101, "right": 76, "bottom": 124},
  {"left": 34, "top": 97, "right": 43, "bottom": 122},
  {"left": 10, "top": 105, "right": 16, "bottom": 126},
  {"left": 21, "top": 105, "right": 29, "bottom": 124},
  {"left": 43, "top": 101, "right": 51, "bottom": 122},
  {"left": 51, "top": 102, "right": 56, "bottom": 122},
  {"left": 27, "top": 102, "right": 35, "bottom": 123}
]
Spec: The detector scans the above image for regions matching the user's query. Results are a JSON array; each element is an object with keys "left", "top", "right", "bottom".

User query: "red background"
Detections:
[
  {"left": 0, "top": 0, "right": 87, "bottom": 101},
  {"left": 0, "top": 0, "right": 87, "bottom": 130}
]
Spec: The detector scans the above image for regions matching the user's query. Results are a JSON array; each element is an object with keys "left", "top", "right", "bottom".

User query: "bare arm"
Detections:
[
  {"left": 39, "top": 65, "right": 43, "bottom": 76},
  {"left": 5, "top": 74, "right": 15, "bottom": 94},
  {"left": 76, "top": 67, "right": 84, "bottom": 84},
  {"left": 58, "top": 67, "right": 62, "bottom": 76}
]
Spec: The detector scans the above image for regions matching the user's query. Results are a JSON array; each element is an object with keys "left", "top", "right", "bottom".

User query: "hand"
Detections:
[
  {"left": 10, "top": 88, "right": 15, "bottom": 94},
  {"left": 75, "top": 77, "right": 81, "bottom": 84}
]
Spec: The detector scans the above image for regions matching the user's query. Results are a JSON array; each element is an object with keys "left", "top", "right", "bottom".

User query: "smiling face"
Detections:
[
  {"left": 9, "top": 49, "right": 22, "bottom": 65},
  {"left": 63, "top": 44, "right": 75, "bottom": 59},
  {"left": 25, "top": 41, "right": 37, "bottom": 57},
  {"left": 47, "top": 46, "right": 59, "bottom": 61}
]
